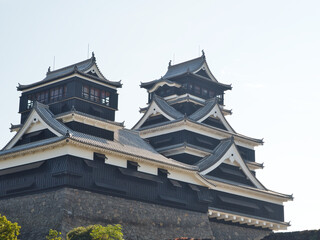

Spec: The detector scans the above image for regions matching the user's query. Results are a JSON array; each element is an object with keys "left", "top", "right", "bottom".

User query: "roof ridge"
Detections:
[
  {"left": 188, "top": 97, "right": 218, "bottom": 121},
  {"left": 153, "top": 94, "right": 184, "bottom": 119},
  {"left": 47, "top": 56, "right": 94, "bottom": 76},
  {"left": 168, "top": 55, "right": 205, "bottom": 69}
]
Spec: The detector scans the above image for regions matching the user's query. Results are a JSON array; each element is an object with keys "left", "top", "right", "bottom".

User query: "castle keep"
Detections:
[{"left": 0, "top": 52, "right": 292, "bottom": 240}]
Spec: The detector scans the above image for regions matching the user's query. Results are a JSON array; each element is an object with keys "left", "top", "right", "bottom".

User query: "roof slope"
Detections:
[
  {"left": 196, "top": 138, "right": 234, "bottom": 172},
  {"left": 196, "top": 137, "right": 266, "bottom": 190},
  {"left": 153, "top": 95, "right": 184, "bottom": 119},
  {"left": 17, "top": 53, "right": 122, "bottom": 90},
  {"left": 163, "top": 56, "right": 208, "bottom": 79},
  {"left": 141, "top": 53, "right": 231, "bottom": 90},
  {"left": 0, "top": 102, "right": 196, "bottom": 171},
  {"left": 189, "top": 98, "right": 219, "bottom": 121}
]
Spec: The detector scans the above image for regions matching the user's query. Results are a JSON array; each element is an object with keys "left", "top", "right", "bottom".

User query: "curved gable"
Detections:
[
  {"left": 189, "top": 98, "right": 235, "bottom": 133},
  {"left": 133, "top": 96, "right": 184, "bottom": 129},
  {"left": 3, "top": 103, "right": 65, "bottom": 150},
  {"left": 197, "top": 139, "right": 265, "bottom": 190}
]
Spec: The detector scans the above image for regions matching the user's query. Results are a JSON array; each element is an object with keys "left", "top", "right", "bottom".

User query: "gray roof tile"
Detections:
[
  {"left": 0, "top": 136, "right": 66, "bottom": 156},
  {"left": 196, "top": 138, "right": 234, "bottom": 171},
  {"left": 189, "top": 98, "right": 218, "bottom": 121},
  {"left": 163, "top": 56, "right": 205, "bottom": 79},
  {"left": 1, "top": 102, "right": 196, "bottom": 170},
  {"left": 17, "top": 56, "right": 121, "bottom": 90},
  {"left": 153, "top": 95, "right": 184, "bottom": 119}
]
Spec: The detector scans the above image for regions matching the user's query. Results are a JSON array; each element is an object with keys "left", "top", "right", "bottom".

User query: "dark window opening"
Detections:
[
  {"left": 203, "top": 117, "right": 227, "bottom": 131},
  {"left": 65, "top": 122, "right": 114, "bottom": 141},
  {"left": 127, "top": 161, "right": 139, "bottom": 171},
  {"left": 158, "top": 168, "right": 169, "bottom": 177},
  {"left": 94, "top": 153, "right": 106, "bottom": 164},
  {"left": 15, "top": 129, "right": 56, "bottom": 146}
]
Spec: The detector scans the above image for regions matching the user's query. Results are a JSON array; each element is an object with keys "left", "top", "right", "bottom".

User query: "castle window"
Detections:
[
  {"left": 82, "top": 84, "right": 110, "bottom": 106},
  {"left": 194, "top": 85, "right": 201, "bottom": 94},
  {"left": 82, "top": 85, "right": 89, "bottom": 99},
  {"left": 209, "top": 90, "right": 215, "bottom": 98},
  {"left": 202, "top": 88, "right": 208, "bottom": 97},
  {"left": 101, "top": 90, "right": 110, "bottom": 105},
  {"left": 27, "top": 99, "right": 34, "bottom": 109},
  {"left": 50, "top": 86, "right": 64, "bottom": 102},
  {"left": 90, "top": 88, "right": 100, "bottom": 102},
  {"left": 27, "top": 85, "right": 66, "bottom": 109}
]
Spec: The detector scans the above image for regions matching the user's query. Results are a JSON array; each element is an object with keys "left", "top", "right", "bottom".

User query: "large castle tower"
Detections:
[{"left": 134, "top": 51, "right": 292, "bottom": 233}]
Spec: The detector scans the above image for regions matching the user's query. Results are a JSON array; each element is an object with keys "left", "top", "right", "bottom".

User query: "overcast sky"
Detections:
[{"left": 1, "top": 0, "right": 319, "bottom": 232}]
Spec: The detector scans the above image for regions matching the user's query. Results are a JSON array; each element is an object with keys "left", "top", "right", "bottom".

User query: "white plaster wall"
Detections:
[{"left": 138, "top": 162, "right": 158, "bottom": 175}]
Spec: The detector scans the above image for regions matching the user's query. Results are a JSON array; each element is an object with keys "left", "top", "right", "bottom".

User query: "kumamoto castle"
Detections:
[{"left": 0, "top": 52, "right": 293, "bottom": 240}]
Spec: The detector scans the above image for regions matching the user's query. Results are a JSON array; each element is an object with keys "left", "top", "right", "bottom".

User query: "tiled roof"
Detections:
[
  {"left": 1, "top": 102, "right": 197, "bottom": 171},
  {"left": 153, "top": 95, "right": 184, "bottom": 119},
  {"left": 140, "top": 55, "right": 231, "bottom": 91},
  {"left": 155, "top": 142, "right": 212, "bottom": 154},
  {"left": 17, "top": 55, "right": 121, "bottom": 90},
  {"left": 196, "top": 138, "right": 234, "bottom": 171},
  {"left": 0, "top": 136, "right": 66, "bottom": 156},
  {"left": 34, "top": 102, "right": 69, "bottom": 135},
  {"left": 163, "top": 56, "right": 206, "bottom": 79},
  {"left": 166, "top": 95, "right": 206, "bottom": 106},
  {"left": 55, "top": 110, "right": 124, "bottom": 127},
  {"left": 140, "top": 78, "right": 177, "bottom": 89},
  {"left": 189, "top": 98, "right": 218, "bottom": 121}
]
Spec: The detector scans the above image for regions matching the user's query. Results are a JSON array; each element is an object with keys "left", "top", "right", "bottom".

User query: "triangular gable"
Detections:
[
  {"left": 3, "top": 103, "right": 65, "bottom": 150},
  {"left": 198, "top": 141, "right": 265, "bottom": 190},
  {"left": 189, "top": 99, "right": 235, "bottom": 133},
  {"left": 84, "top": 62, "right": 106, "bottom": 80},
  {"left": 133, "top": 96, "right": 183, "bottom": 129},
  {"left": 193, "top": 59, "right": 219, "bottom": 83}
]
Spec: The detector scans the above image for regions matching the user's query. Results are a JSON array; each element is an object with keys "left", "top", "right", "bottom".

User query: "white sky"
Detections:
[{"left": 1, "top": 0, "right": 319, "bottom": 232}]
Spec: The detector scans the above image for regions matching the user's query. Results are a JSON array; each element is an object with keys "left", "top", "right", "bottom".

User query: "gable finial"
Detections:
[
  {"left": 46, "top": 66, "right": 51, "bottom": 76},
  {"left": 168, "top": 60, "right": 172, "bottom": 68},
  {"left": 202, "top": 50, "right": 205, "bottom": 59},
  {"left": 66, "top": 130, "right": 71, "bottom": 137}
]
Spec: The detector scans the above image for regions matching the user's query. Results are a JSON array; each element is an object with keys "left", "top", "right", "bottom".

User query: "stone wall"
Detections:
[
  {"left": 262, "top": 230, "right": 320, "bottom": 240},
  {"left": 0, "top": 187, "right": 272, "bottom": 240},
  {"left": 210, "top": 220, "right": 271, "bottom": 240}
]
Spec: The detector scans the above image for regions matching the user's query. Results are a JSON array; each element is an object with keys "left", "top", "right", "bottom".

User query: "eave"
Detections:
[
  {"left": 55, "top": 111, "right": 124, "bottom": 132},
  {"left": 208, "top": 208, "right": 290, "bottom": 231},
  {"left": 140, "top": 72, "right": 231, "bottom": 92},
  {"left": 17, "top": 70, "right": 121, "bottom": 92},
  {"left": 206, "top": 177, "right": 293, "bottom": 203},
  {"left": 138, "top": 118, "right": 263, "bottom": 148}
]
